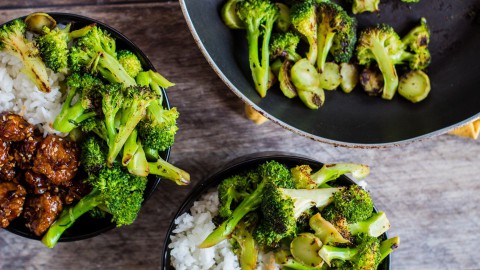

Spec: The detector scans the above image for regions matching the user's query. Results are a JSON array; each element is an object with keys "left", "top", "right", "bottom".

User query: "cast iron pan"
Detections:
[
  {"left": 162, "top": 152, "right": 390, "bottom": 269},
  {"left": 2, "top": 13, "right": 170, "bottom": 242},
  {"left": 180, "top": 0, "right": 480, "bottom": 147}
]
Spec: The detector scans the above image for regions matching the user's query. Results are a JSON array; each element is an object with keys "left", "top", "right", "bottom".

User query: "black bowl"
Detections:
[
  {"left": 2, "top": 13, "right": 171, "bottom": 242},
  {"left": 180, "top": 0, "right": 480, "bottom": 147},
  {"left": 162, "top": 152, "right": 390, "bottom": 269}
]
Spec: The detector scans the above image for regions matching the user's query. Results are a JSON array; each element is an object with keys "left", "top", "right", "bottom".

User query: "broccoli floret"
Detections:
[
  {"left": 270, "top": 32, "right": 302, "bottom": 62},
  {"left": 80, "top": 117, "right": 108, "bottom": 141},
  {"left": 0, "top": 19, "right": 50, "bottom": 92},
  {"left": 321, "top": 185, "right": 374, "bottom": 223},
  {"left": 402, "top": 18, "right": 429, "bottom": 52},
  {"left": 117, "top": 50, "right": 143, "bottom": 78},
  {"left": 291, "top": 163, "right": 370, "bottom": 189},
  {"left": 230, "top": 214, "right": 259, "bottom": 270},
  {"left": 137, "top": 105, "right": 179, "bottom": 152},
  {"left": 316, "top": 2, "right": 357, "bottom": 72},
  {"left": 42, "top": 165, "right": 148, "bottom": 248},
  {"left": 356, "top": 24, "right": 403, "bottom": 100},
  {"left": 69, "top": 26, "right": 136, "bottom": 87},
  {"left": 199, "top": 160, "right": 293, "bottom": 248},
  {"left": 237, "top": 0, "right": 279, "bottom": 97},
  {"left": 80, "top": 135, "right": 107, "bottom": 174},
  {"left": 393, "top": 49, "right": 431, "bottom": 70},
  {"left": 121, "top": 128, "right": 190, "bottom": 185},
  {"left": 136, "top": 69, "right": 175, "bottom": 98},
  {"left": 218, "top": 174, "right": 254, "bottom": 218},
  {"left": 254, "top": 184, "right": 342, "bottom": 248},
  {"left": 290, "top": 0, "right": 317, "bottom": 64},
  {"left": 350, "top": 0, "right": 380, "bottom": 14},
  {"left": 53, "top": 73, "right": 103, "bottom": 133},
  {"left": 105, "top": 85, "right": 155, "bottom": 166},
  {"left": 36, "top": 23, "right": 94, "bottom": 73},
  {"left": 319, "top": 235, "right": 381, "bottom": 269},
  {"left": 333, "top": 211, "right": 391, "bottom": 241}
]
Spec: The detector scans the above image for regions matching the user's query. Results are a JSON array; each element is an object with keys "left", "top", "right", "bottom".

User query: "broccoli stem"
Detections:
[
  {"left": 127, "top": 141, "right": 149, "bottom": 177},
  {"left": 371, "top": 39, "right": 399, "bottom": 100},
  {"left": 144, "top": 146, "right": 159, "bottom": 161},
  {"left": 148, "top": 157, "right": 190, "bottom": 186},
  {"left": 53, "top": 88, "right": 96, "bottom": 132},
  {"left": 122, "top": 129, "right": 140, "bottom": 166},
  {"left": 311, "top": 163, "right": 370, "bottom": 187},
  {"left": 41, "top": 188, "right": 103, "bottom": 248},
  {"left": 349, "top": 212, "right": 390, "bottom": 237},
  {"left": 379, "top": 236, "right": 400, "bottom": 262},
  {"left": 317, "top": 31, "right": 335, "bottom": 72},
  {"left": 97, "top": 52, "right": 136, "bottom": 87},
  {"left": 199, "top": 181, "right": 265, "bottom": 248}
]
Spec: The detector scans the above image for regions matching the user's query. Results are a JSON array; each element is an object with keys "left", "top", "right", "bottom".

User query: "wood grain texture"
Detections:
[
  {"left": 0, "top": 2, "right": 480, "bottom": 270},
  {"left": 0, "top": 0, "right": 161, "bottom": 9}
]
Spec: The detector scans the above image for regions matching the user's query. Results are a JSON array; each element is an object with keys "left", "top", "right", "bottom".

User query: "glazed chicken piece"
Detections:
[
  {"left": 0, "top": 182, "right": 27, "bottom": 228},
  {"left": 62, "top": 177, "right": 90, "bottom": 205},
  {"left": 24, "top": 170, "right": 55, "bottom": 195},
  {"left": 13, "top": 133, "right": 42, "bottom": 170},
  {"left": 33, "top": 135, "right": 80, "bottom": 185},
  {"left": 0, "top": 112, "right": 34, "bottom": 142},
  {"left": 23, "top": 192, "right": 63, "bottom": 236},
  {"left": 0, "top": 139, "right": 17, "bottom": 182}
]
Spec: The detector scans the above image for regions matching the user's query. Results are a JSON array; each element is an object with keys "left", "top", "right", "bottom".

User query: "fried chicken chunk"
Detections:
[
  {"left": 24, "top": 192, "right": 63, "bottom": 236},
  {"left": 0, "top": 112, "right": 34, "bottom": 142},
  {"left": 33, "top": 135, "right": 80, "bottom": 185},
  {"left": 0, "top": 139, "right": 17, "bottom": 182},
  {"left": 0, "top": 182, "right": 27, "bottom": 228},
  {"left": 14, "top": 134, "right": 42, "bottom": 170}
]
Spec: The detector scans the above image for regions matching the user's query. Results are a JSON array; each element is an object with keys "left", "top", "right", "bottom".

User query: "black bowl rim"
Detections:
[
  {"left": 161, "top": 152, "right": 391, "bottom": 269},
  {"left": 1, "top": 12, "right": 171, "bottom": 242},
  {"left": 179, "top": 0, "right": 480, "bottom": 149}
]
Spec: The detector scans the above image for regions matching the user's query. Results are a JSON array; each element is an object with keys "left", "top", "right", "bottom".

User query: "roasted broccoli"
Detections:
[
  {"left": 117, "top": 50, "right": 143, "bottom": 78},
  {"left": 0, "top": 19, "right": 50, "bottom": 92},
  {"left": 69, "top": 25, "right": 136, "bottom": 87},
  {"left": 200, "top": 161, "right": 293, "bottom": 248},
  {"left": 356, "top": 24, "right": 403, "bottom": 100},
  {"left": 254, "top": 184, "right": 342, "bottom": 248},
  {"left": 316, "top": 2, "right": 357, "bottom": 72},
  {"left": 321, "top": 185, "right": 374, "bottom": 223},
  {"left": 350, "top": 0, "right": 380, "bottom": 14},
  {"left": 36, "top": 23, "right": 93, "bottom": 73},
  {"left": 218, "top": 173, "right": 259, "bottom": 218},
  {"left": 53, "top": 73, "right": 103, "bottom": 132},
  {"left": 80, "top": 135, "right": 108, "bottom": 174},
  {"left": 230, "top": 214, "right": 259, "bottom": 270},
  {"left": 237, "top": 0, "right": 279, "bottom": 97},
  {"left": 290, "top": 0, "right": 317, "bottom": 64},
  {"left": 291, "top": 163, "right": 370, "bottom": 189},
  {"left": 270, "top": 32, "right": 302, "bottom": 62}
]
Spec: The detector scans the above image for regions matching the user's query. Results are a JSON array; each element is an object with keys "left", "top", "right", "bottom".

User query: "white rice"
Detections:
[
  {"left": 0, "top": 51, "right": 65, "bottom": 136},
  {"left": 169, "top": 189, "right": 274, "bottom": 270}
]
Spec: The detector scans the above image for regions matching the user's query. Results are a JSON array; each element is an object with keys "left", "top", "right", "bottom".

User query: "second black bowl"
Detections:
[{"left": 162, "top": 152, "right": 390, "bottom": 269}]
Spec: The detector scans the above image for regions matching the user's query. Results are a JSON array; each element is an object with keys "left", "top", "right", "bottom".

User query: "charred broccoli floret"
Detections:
[
  {"left": 350, "top": 0, "right": 380, "bottom": 14},
  {"left": 117, "top": 50, "right": 143, "bottom": 78},
  {"left": 270, "top": 32, "right": 302, "bottom": 62},
  {"left": 321, "top": 185, "right": 374, "bottom": 223},
  {"left": 316, "top": 2, "right": 357, "bottom": 71},
  {"left": 290, "top": 0, "right": 317, "bottom": 64},
  {"left": 356, "top": 24, "right": 403, "bottom": 100}
]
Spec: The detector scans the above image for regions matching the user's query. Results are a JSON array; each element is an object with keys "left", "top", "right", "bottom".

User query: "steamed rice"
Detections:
[
  {"left": 169, "top": 189, "right": 274, "bottom": 270},
  {"left": 0, "top": 51, "right": 65, "bottom": 136}
]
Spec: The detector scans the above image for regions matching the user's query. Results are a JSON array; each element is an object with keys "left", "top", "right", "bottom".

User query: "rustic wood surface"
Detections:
[{"left": 0, "top": 2, "right": 479, "bottom": 270}]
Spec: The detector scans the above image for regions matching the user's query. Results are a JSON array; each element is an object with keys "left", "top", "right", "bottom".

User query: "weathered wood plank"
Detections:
[
  {"left": 0, "top": 2, "right": 479, "bottom": 270},
  {"left": 0, "top": 0, "right": 162, "bottom": 9}
]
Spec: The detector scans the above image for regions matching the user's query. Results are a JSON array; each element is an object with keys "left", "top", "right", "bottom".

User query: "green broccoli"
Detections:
[
  {"left": 136, "top": 69, "right": 175, "bottom": 98},
  {"left": 41, "top": 165, "right": 148, "bottom": 248},
  {"left": 52, "top": 73, "right": 103, "bottom": 133},
  {"left": 254, "top": 184, "right": 342, "bottom": 248},
  {"left": 393, "top": 49, "right": 431, "bottom": 70},
  {"left": 80, "top": 135, "right": 108, "bottom": 174},
  {"left": 350, "top": 0, "right": 380, "bottom": 14},
  {"left": 321, "top": 185, "right": 374, "bottom": 223},
  {"left": 117, "top": 50, "right": 143, "bottom": 78},
  {"left": 319, "top": 235, "right": 382, "bottom": 269},
  {"left": 199, "top": 160, "right": 293, "bottom": 248},
  {"left": 270, "top": 32, "right": 302, "bottom": 62},
  {"left": 105, "top": 85, "right": 155, "bottom": 166},
  {"left": 36, "top": 23, "right": 93, "bottom": 73},
  {"left": 316, "top": 2, "right": 357, "bottom": 72},
  {"left": 290, "top": 0, "right": 317, "bottom": 64},
  {"left": 237, "top": 0, "right": 279, "bottom": 97},
  {"left": 69, "top": 25, "right": 136, "bottom": 87},
  {"left": 291, "top": 163, "right": 370, "bottom": 189},
  {"left": 356, "top": 24, "right": 403, "bottom": 100},
  {"left": 218, "top": 174, "right": 256, "bottom": 218},
  {"left": 0, "top": 19, "right": 50, "bottom": 92},
  {"left": 137, "top": 106, "right": 179, "bottom": 153},
  {"left": 230, "top": 214, "right": 259, "bottom": 270},
  {"left": 402, "top": 0, "right": 420, "bottom": 3},
  {"left": 402, "top": 18, "right": 430, "bottom": 52}
]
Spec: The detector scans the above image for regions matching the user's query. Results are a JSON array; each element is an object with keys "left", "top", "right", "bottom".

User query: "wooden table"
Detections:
[{"left": 0, "top": 1, "right": 479, "bottom": 269}]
